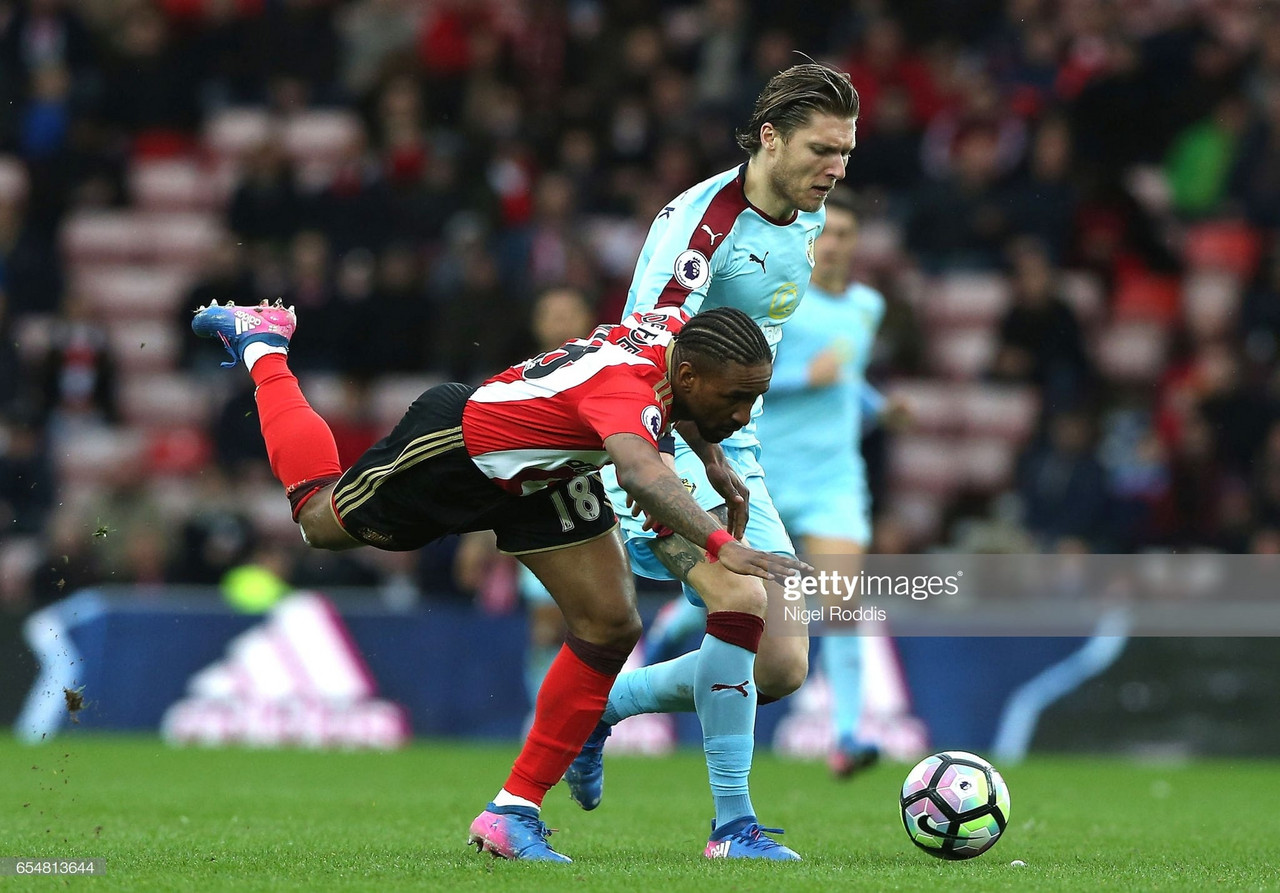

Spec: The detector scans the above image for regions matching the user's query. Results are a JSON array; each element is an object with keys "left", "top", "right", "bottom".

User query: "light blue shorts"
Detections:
[
  {"left": 771, "top": 467, "right": 872, "bottom": 547},
  {"left": 601, "top": 440, "right": 795, "bottom": 607}
]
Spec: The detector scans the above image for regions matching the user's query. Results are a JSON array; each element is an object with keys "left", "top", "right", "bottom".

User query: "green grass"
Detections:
[{"left": 1, "top": 736, "right": 1278, "bottom": 891}]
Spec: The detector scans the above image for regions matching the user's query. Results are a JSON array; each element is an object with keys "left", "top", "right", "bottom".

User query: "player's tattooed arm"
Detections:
[
  {"left": 606, "top": 433, "right": 724, "bottom": 551},
  {"left": 650, "top": 506, "right": 730, "bottom": 583},
  {"left": 606, "top": 434, "right": 808, "bottom": 583}
]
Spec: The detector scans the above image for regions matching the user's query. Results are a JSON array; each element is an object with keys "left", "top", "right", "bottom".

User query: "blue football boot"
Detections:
[
  {"left": 563, "top": 721, "right": 611, "bottom": 810},
  {"left": 703, "top": 815, "right": 802, "bottom": 860}
]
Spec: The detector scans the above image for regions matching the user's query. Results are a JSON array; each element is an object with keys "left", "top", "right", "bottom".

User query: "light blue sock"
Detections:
[
  {"left": 821, "top": 635, "right": 864, "bottom": 742},
  {"left": 601, "top": 650, "right": 699, "bottom": 725},
  {"left": 524, "top": 643, "right": 559, "bottom": 705},
  {"left": 645, "top": 595, "right": 707, "bottom": 663},
  {"left": 694, "top": 631, "right": 757, "bottom": 825}
]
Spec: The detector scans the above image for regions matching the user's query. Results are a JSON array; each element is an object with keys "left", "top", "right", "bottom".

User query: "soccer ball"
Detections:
[{"left": 900, "top": 751, "right": 1010, "bottom": 860}]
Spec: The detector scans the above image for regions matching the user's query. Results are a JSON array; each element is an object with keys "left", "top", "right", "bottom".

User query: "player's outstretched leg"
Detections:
[
  {"left": 191, "top": 301, "right": 343, "bottom": 527},
  {"left": 822, "top": 636, "right": 880, "bottom": 779}
]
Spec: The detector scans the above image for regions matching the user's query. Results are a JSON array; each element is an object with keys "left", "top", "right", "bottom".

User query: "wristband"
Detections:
[{"left": 705, "top": 529, "right": 735, "bottom": 562}]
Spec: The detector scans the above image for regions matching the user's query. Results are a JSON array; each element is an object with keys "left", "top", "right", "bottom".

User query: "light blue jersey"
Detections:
[
  {"left": 604, "top": 164, "right": 824, "bottom": 587},
  {"left": 757, "top": 280, "right": 886, "bottom": 545},
  {"left": 621, "top": 164, "right": 825, "bottom": 448}
]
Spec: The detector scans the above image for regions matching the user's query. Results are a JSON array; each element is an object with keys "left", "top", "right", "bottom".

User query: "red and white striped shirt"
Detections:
[{"left": 462, "top": 308, "right": 686, "bottom": 494}]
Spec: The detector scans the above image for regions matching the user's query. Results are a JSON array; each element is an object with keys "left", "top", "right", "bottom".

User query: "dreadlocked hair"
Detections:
[{"left": 674, "top": 307, "right": 772, "bottom": 370}]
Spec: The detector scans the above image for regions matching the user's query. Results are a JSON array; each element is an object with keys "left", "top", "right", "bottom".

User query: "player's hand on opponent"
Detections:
[
  {"left": 703, "top": 462, "right": 749, "bottom": 539},
  {"left": 625, "top": 453, "right": 750, "bottom": 539},
  {"left": 716, "top": 540, "right": 811, "bottom": 584}
]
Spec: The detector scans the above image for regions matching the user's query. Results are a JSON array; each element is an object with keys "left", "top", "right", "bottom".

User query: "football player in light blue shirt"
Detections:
[
  {"left": 757, "top": 187, "right": 906, "bottom": 778},
  {"left": 565, "top": 62, "right": 861, "bottom": 860}
]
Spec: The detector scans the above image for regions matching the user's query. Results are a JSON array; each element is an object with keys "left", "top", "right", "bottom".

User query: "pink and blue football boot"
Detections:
[
  {"left": 468, "top": 803, "right": 572, "bottom": 863},
  {"left": 191, "top": 299, "right": 296, "bottom": 367}
]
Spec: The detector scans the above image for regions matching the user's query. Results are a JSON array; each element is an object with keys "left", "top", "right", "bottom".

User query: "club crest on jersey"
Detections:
[
  {"left": 768, "top": 283, "right": 800, "bottom": 320},
  {"left": 641, "top": 405, "right": 664, "bottom": 440},
  {"left": 806, "top": 230, "right": 817, "bottom": 267},
  {"left": 680, "top": 477, "right": 696, "bottom": 495},
  {"left": 674, "top": 249, "right": 710, "bottom": 290}
]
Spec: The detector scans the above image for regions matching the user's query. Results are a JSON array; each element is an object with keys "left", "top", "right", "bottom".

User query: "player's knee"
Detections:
[
  {"left": 696, "top": 569, "right": 768, "bottom": 617},
  {"left": 579, "top": 606, "right": 642, "bottom": 652},
  {"left": 297, "top": 495, "right": 348, "bottom": 551},
  {"left": 756, "top": 649, "right": 809, "bottom": 700}
]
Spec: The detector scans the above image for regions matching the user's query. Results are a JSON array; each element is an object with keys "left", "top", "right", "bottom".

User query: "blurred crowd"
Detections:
[{"left": 4, "top": 0, "right": 1280, "bottom": 613}]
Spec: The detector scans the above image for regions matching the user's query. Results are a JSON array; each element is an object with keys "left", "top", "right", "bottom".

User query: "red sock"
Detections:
[
  {"left": 503, "top": 644, "right": 616, "bottom": 805},
  {"left": 249, "top": 354, "right": 342, "bottom": 515}
]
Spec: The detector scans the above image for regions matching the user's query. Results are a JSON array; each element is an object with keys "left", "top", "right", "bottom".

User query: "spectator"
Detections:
[
  {"left": 367, "top": 244, "right": 430, "bottom": 373},
  {"left": 1195, "top": 343, "right": 1276, "bottom": 478},
  {"left": 0, "top": 409, "right": 54, "bottom": 536},
  {"left": 430, "top": 234, "right": 515, "bottom": 383},
  {"left": 241, "top": 0, "right": 343, "bottom": 107},
  {"left": 227, "top": 138, "right": 307, "bottom": 249},
  {"left": 1165, "top": 93, "right": 1250, "bottom": 218},
  {"left": 1152, "top": 410, "right": 1239, "bottom": 549},
  {"left": 1227, "top": 80, "right": 1280, "bottom": 229},
  {"left": 101, "top": 6, "right": 200, "bottom": 144},
  {"left": 693, "top": 0, "right": 752, "bottom": 114},
  {"left": 0, "top": 290, "right": 23, "bottom": 411},
  {"left": 841, "top": 15, "right": 943, "bottom": 134},
  {"left": 274, "top": 230, "right": 336, "bottom": 372},
  {"left": 1000, "top": 113, "right": 1080, "bottom": 264},
  {"left": 0, "top": 195, "right": 63, "bottom": 316},
  {"left": 338, "top": 0, "right": 423, "bottom": 100},
  {"left": 20, "top": 63, "right": 72, "bottom": 162},
  {"left": 988, "top": 15, "right": 1063, "bottom": 119},
  {"left": 35, "top": 293, "right": 117, "bottom": 433},
  {"left": 906, "top": 126, "right": 1009, "bottom": 270},
  {"left": 1070, "top": 34, "right": 1158, "bottom": 181},
  {"left": 29, "top": 506, "right": 106, "bottom": 608},
  {"left": 0, "top": 0, "right": 99, "bottom": 97},
  {"left": 920, "top": 69, "right": 1026, "bottom": 182},
  {"left": 841, "top": 84, "right": 923, "bottom": 208},
  {"left": 991, "top": 237, "right": 1094, "bottom": 409},
  {"left": 314, "top": 127, "right": 393, "bottom": 255},
  {"left": 1018, "top": 408, "right": 1110, "bottom": 550},
  {"left": 168, "top": 478, "right": 255, "bottom": 586}
]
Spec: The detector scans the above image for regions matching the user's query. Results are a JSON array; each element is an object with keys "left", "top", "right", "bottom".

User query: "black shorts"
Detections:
[{"left": 330, "top": 382, "right": 618, "bottom": 554}]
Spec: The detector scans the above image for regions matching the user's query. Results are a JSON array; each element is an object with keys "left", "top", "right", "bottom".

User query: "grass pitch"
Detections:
[{"left": 2, "top": 735, "right": 1277, "bottom": 891}]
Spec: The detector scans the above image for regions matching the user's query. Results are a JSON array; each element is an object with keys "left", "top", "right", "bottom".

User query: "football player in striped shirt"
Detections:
[{"left": 191, "top": 299, "right": 806, "bottom": 862}]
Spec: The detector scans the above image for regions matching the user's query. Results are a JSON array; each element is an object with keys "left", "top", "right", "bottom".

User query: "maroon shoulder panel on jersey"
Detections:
[{"left": 654, "top": 177, "right": 749, "bottom": 309}]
